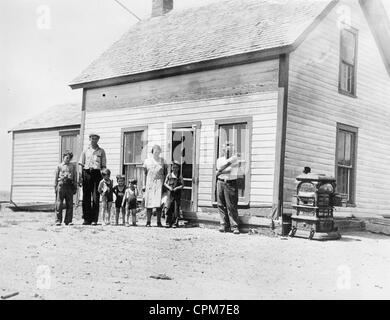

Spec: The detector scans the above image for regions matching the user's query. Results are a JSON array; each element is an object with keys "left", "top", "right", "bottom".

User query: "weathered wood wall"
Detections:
[
  {"left": 285, "top": 0, "right": 390, "bottom": 217},
  {"left": 83, "top": 59, "right": 281, "bottom": 210},
  {"left": 12, "top": 127, "right": 80, "bottom": 204}
]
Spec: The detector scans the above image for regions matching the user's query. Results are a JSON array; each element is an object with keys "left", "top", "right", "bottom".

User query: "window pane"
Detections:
[
  {"left": 340, "top": 63, "right": 354, "bottom": 93},
  {"left": 337, "top": 131, "right": 346, "bottom": 164},
  {"left": 344, "top": 132, "right": 352, "bottom": 165},
  {"left": 235, "top": 123, "right": 246, "bottom": 156},
  {"left": 133, "top": 131, "right": 143, "bottom": 163},
  {"left": 124, "top": 133, "right": 134, "bottom": 163},
  {"left": 218, "top": 122, "right": 248, "bottom": 200},
  {"left": 218, "top": 125, "right": 233, "bottom": 157},
  {"left": 341, "top": 29, "right": 356, "bottom": 65},
  {"left": 124, "top": 131, "right": 144, "bottom": 164},
  {"left": 337, "top": 167, "right": 349, "bottom": 195}
]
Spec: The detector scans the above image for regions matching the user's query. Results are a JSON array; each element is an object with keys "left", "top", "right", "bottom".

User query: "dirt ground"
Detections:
[{"left": 1, "top": 206, "right": 390, "bottom": 300}]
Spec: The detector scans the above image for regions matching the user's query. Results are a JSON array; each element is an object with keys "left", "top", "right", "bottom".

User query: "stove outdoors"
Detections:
[{"left": 289, "top": 171, "right": 342, "bottom": 241}]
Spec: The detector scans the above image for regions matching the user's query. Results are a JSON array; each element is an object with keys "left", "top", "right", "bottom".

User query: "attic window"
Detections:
[{"left": 339, "top": 27, "right": 358, "bottom": 97}]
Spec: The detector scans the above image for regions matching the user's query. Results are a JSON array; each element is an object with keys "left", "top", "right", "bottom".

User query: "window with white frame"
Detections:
[
  {"left": 122, "top": 129, "right": 147, "bottom": 192},
  {"left": 336, "top": 123, "right": 358, "bottom": 205},
  {"left": 214, "top": 118, "right": 252, "bottom": 204},
  {"left": 339, "top": 27, "right": 358, "bottom": 96}
]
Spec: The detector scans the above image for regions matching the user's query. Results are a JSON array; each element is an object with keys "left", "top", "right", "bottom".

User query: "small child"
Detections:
[
  {"left": 54, "top": 151, "right": 77, "bottom": 226},
  {"left": 113, "top": 175, "right": 126, "bottom": 225},
  {"left": 164, "top": 161, "right": 184, "bottom": 228},
  {"left": 122, "top": 179, "right": 138, "bottom": 226},
  {"left": 98, "top": 168, "right": 113, "bottom": 225}
]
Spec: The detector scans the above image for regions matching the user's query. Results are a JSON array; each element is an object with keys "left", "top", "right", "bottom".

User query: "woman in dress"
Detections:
[{"left": 142, "top": 145, "right": 168, "bottom": 227}]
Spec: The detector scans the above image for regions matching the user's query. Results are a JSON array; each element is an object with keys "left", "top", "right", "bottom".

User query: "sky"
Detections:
[
  {"left": 1, "top": 0, "right": 390, "bottom": 192},
  {"left": 0, "top": 0, "right": 220, "bottom": 192}
]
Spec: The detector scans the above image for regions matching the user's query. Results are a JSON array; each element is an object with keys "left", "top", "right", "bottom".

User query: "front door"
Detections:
[{"left": 171, "top": 126, "right": 198, "bottom": 212}]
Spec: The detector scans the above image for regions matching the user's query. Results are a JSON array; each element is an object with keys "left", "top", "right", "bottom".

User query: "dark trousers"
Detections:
[
  {"left": 165, "top": 192, "right": 180, "bottom": 226},
  {"left": 82, "top": 169, "right": 102, "bottom": 223},
  {"left": 56, "top": 184, "right": 73, "bottom": 224},
  {"left": 217, "top": 179, "right": 239, "bottom": 230},
  {"left": 146, "top": 208, "right": 162, "bottom": 225}
]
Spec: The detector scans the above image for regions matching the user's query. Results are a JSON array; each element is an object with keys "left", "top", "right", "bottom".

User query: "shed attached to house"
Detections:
[
  {"left": 70, "top": 0, "right": 390, "bottom": 226},
  {"left": 8, "top": 104, "right": 81, "bottom": 207}
]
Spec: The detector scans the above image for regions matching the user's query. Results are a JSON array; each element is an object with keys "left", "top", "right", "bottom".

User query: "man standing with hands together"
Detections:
[{"left": 79, "top": 133, "right": 107, "bottom": 225}]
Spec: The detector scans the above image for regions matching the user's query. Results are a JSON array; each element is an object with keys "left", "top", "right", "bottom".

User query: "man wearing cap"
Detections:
[
  {"left": 216, "top": 142, "right": 240, "bottom": 234},
  {"left": 78, "top": 133, "right": 107, "bottom": 225}
]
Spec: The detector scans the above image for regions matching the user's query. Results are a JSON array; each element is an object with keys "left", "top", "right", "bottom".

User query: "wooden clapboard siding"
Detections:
[
  {"left": 84, "top": 80, "right": 280, "bottom": 209},
  {"left": 85, "top": 59, "right": 279, "bottom": 112},
  {"left": 285, "top": 0, "right": 390, "bottom": 217},
  {"left": 12, "top": 127, "right": 80, "bottom": 204},
  {"left": 12, "top": 130, "right": 59, "bottom": 204}
]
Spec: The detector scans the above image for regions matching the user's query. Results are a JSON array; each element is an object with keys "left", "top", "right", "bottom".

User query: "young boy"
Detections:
[
  {"left": 98, "top": 168, "right": 113, "bottom": 225},
  {"left": 122, "top": 179, "right": 138, "bottom": 226},
  {"left": 113, "top": 175, "right": 126, "bottom": 225},
  {"left": 54, "top": 151, "right": 77, "bottom": 226},
  {"left": 164, "top": 161, "right": 183, "bottom": 228}
]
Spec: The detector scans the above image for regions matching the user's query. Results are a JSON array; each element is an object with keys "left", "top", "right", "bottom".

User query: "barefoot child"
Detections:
[
  {"left": 113, "top": 175, "right": 126, "bottom": 225},
  {"left": 122, "top": 179, "right": 138, "bottom": 226},
  {"left": 54, "top": 151, "right": 77, "bottom": 226},
  {"left": 164, "top": 161, "right": 183, "bottom": 228},
  {"left": 98, "top": 168, "right": 113, "bottom": 225}
]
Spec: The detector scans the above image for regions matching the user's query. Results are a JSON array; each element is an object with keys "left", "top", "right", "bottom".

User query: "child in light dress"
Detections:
[
  {"left": 98, "top": 168, "right": 113, "bottom": 225},
  {"left": 122, "top": 179, "right": 139, "bottom": 226}
]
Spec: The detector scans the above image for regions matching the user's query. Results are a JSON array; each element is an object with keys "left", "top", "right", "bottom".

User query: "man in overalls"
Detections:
[
  {"left": 216, "top": 142, "right": 240, "bottom": 234},
  {"left": 78, "top": 133, "right": 107, "bottom": 225}
]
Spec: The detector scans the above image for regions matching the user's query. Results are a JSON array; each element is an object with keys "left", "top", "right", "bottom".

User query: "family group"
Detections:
[{"left": 54, "top": 133, "right": 241, "bottom": 234}]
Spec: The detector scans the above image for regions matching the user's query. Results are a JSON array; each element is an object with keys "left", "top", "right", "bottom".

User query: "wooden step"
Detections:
[{"left": 364, "top": 217, "right": 390, "bottom": 235}]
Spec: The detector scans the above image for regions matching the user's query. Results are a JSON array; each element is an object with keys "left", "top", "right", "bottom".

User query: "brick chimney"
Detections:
[{"left": 152, "top": 0, "right": 173, "bottom": 17}]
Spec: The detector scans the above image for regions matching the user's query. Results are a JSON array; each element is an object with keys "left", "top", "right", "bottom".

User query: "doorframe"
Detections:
[{"left": 167, "top": 121, "right": 201, "bottom": 212}]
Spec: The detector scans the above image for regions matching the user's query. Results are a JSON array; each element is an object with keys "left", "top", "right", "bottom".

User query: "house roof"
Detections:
[
  {"left": 360, "top": 0, "right": 390, "bottom": 76},
  {"left": 9, "top": 103, "right": 81, "bottom": 132},
  {"left": 70, "top": 0, "right": 336, "bottom": 88}
]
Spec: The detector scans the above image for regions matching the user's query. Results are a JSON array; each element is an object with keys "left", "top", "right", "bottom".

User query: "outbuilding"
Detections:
[{"left": 8, "top": 104, "right": 81, "bottom": 209}]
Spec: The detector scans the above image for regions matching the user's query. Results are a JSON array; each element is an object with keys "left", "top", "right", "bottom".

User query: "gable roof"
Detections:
[
  {"left": 70, "top": 0, "right": 336, "bottom": 88},
  {"left": 9, "top": 103, "right": 81, "bottom": 133},
  {"left": 359, "top": 0, "right": 390, "bottom": 76}
]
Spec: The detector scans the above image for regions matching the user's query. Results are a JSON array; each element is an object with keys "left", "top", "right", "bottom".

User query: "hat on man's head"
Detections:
[{"left": 89, "top": 133, "right": 100, "bottom": 139}]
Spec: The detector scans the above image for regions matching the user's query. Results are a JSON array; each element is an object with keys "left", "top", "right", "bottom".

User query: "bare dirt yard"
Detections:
[{"left": 1, "top": 206, "right": 390, "bottom": 300}]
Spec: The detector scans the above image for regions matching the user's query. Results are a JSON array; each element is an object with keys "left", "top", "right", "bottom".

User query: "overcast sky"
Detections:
[{"left": 1, "top": 0, "right": 390, "bottom": 192}]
